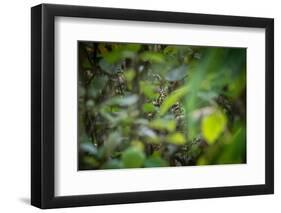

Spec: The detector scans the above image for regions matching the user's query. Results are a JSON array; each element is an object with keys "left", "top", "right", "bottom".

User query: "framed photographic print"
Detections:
[{"left": 31, "top": 3, "right": 274, "bottom": 209}]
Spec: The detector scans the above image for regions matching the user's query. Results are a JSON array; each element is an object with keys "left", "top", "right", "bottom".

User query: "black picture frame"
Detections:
[{"left": 31, "top": 3, "right": 274, "bottom": 209}]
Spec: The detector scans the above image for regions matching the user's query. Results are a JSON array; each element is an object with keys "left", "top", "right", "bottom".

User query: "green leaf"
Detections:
[
  {"left": 165, "top": 65, "right": 188, "bottom": 81},
  {"left": 82, "top": 156, "right": 99, "bottom": 167},
  {"left": 166, "top": 132, "right": 186, "bottom": 145},
  {"left": 144, "top": 156, "right": 168, "bottom": 167},
  {"left": 163, "top": 46, "right": 179, "bottom": 55},
  {"left": 103, "top": 44, "right": 140, "bottom": 64},
  {"left": 82, "top": 58, "right": 92, "bottom": 69},
  {"left": 138, "top": 126, "right": 157, "bottom": 138},
  {"left": 80, "top": 143, "right": 98, "bottom": 156},
  {"left": 140, "top": 51, "right": 165, "bottom": 63},
  {"left": 149, "top": 119, "right": 176, "bottom": 132},
  {"left": 99, "top": 59, "right": 122, "bottom": 74},
  {"left": 159, "top": 86, "right": 188, "bottom": 116},
  {"left": 124, "top": 69, "right": 136, "bottom": 82},
  {"left": 104, "top": 132, "right": 122, "bottom": 156},
  {"left": 88, "top": 75, "right": 108, "bottom": 98},
  {"left": 140, "top": 81, "right": 158, "bottom": 99},
  {"left": 201, "top": 110, "right": 227, "bottom": 144},
  {"left": 101, "top": 159, "right": 123, "bottom": 169},
  {"left": 104, "top": 95, "right": 139, "bottom": 107},
  {"left": 116, "top": 95, "right": 139, "bottom": 106},
  {"left": 122, "top": 147, "right": 145, "bottom": 168},
  {"left": 125, "top": 44, "right": 141, "bottom": 52},
  {"left": 142, "top": 103, "right": 157, "bottom": 113}
]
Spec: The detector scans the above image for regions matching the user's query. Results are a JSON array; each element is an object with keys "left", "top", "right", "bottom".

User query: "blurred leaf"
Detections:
[
  {"left": 202, "top": 110, "right": 227, "bottom": 144},
  {"left": 138, "top": 126, "right": 160, "bottom": 144},
  {"left": 116, "top": 95, "right": 139, "bottom": 106},
  {"left": 123, "top": 44, "right": 141, "bottom": 52},
  {"left": 142, "top": 103, "right": 157, "bottom": 113},
  {"left": 104, "top": 132, "right": 122, "bottom": 155},
  {"left": 144, "top": 156, "right": 168, "bottom": 167},
  {"left": 88, "top": 75, "right": 108, "bottom": 98},
  {"left": 80, "top": 143, "right": 98, "bottom": 156},
  {"left": 124, "top": 69, "right": 136, "bottom": 82},
  {"left": 138, "top": 126, "right": 157, "bottom": 138},
  {"left": 101, "top": 159, "right": 123, "bottom": 169},
  {"left": 159, "top": 86, "right": 188, "bottom": 116},
  {"left": 227, "top": 70, "right": 246, "bottom": 98},
  {"left": 165, "top": 65, "right": 188, "bottom": 81},
  {"left": 85, "top": 99, "right": 95, "bottom": 111},
  {"left": 131, "top": 140, "right": 145, "bottom": 151},
  {"left": 149, "top": 119, "right": 176, "bottom": 132},
  {"left": 82, "top": 58, "right": 92, "bottom": 70},
  {"left": 122, "top": 147, "right": 145, "bottom": 168},
  {"left": 140, "top": 81, "right": 158, "bottom": 99},
  {"left": 197, "top": 91, "right": 218, "bottom": 102},
  {"left": 79, "top": 86, "right": 86, "bottom": 97},
  {"left": 103, "top": 44, "right": 141, "bottom": 64},
  {"left": 217, "top": 125, "right": 246, "bottom": 164},
  {"left": 79, "top": 134, "right": 92, "bottom": 144},
  {"left": 82, "top": 156, "right": 99, "bottom": 167},
  {"left": 166, "top": 132, "right": 186, "bottom": 145},
  {"left": 104, "top": 95, "right": 139, "bottom": 107},
  {"left": 99, "top": 59, "right": 122, "bottom": 74},
  {"left": 140, "top": 51, "right": 165, "bottom": 63},
  {"left": 163, "top": 46, "right": 179, "bottom": 55},
  {"left": 134, "top": 118, "right": 149, "bottom": 126},
  {"left": 98, "top": 44, "right": 108, "bottom": 54}
]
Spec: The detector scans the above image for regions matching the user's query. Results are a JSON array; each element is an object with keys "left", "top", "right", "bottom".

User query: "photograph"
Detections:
[
  {"left": 30, "top": 3, "right": 274, "bottom": 209},
  {"left": 78, "top": 42, "right": 247, "bottom": 170}
]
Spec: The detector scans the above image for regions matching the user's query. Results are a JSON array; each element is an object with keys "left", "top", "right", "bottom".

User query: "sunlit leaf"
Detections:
[
  {"left": 131, "top": 140, "right": 145, "bottom": 151},
  {"left": 149, "top": 119, "right": 176, "bottom": 132},
  {"left": 201, "top": 110, "right": 227, "bottom": 144},
  {"left": 124, "top": 69, "right": 136, "bottom": 82},
  {"left": 166, "top": 132, "right": 186, "bottom": 145}
]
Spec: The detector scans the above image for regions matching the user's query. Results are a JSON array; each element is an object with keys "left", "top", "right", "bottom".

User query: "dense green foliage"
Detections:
[{"left": 78, "top": 42, "right": 246, "bottom": 170}]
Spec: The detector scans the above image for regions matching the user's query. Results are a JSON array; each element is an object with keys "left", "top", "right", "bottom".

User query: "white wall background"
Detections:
[{"left": 0, "top": 0, "right": 279, "bottom": 212}]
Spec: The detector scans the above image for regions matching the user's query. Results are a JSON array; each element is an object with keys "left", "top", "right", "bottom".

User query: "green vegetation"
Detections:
[{"left": 78, "top": 42, "right": 246, "bottom": 170}]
